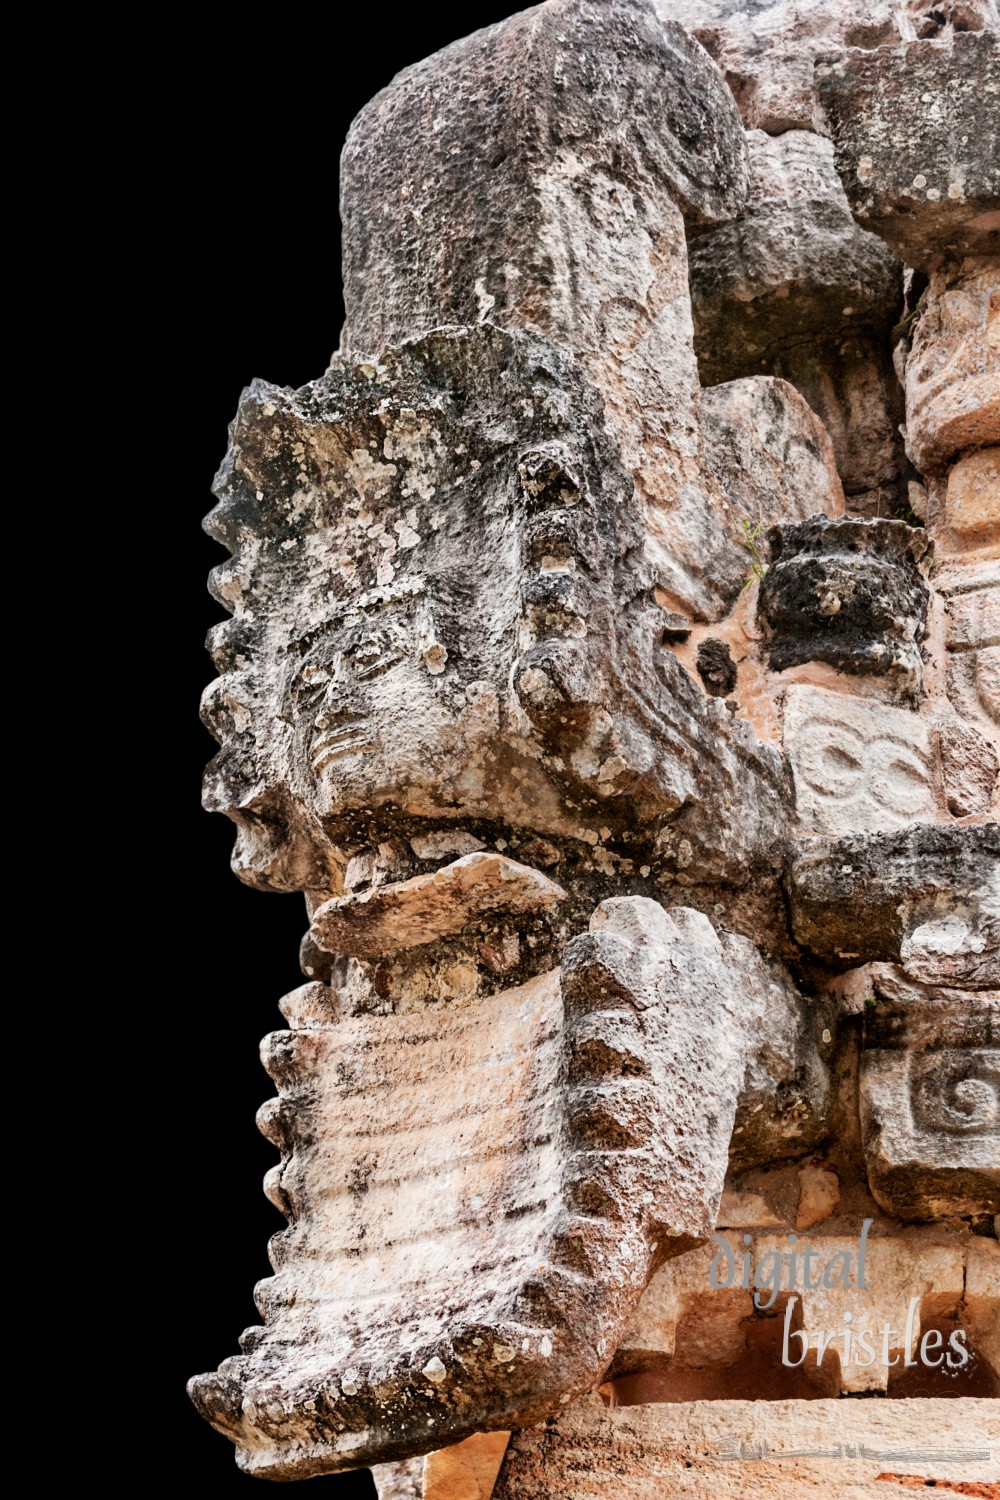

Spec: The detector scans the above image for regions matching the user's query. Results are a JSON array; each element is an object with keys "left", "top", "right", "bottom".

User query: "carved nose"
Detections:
[{"left": 315, "top": 695, "right": 365, "bottom": 734}]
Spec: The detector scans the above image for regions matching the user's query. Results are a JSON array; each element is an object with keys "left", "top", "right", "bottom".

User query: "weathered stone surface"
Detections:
[
  {"left": 861, "top": 992, "right": 1000, "bottom": 1219},
  {"left": 688, "top": 129, "right": 906, "bottom": 514},
  {"left": 698, "top": 377, "right": 846, "bottom": 566},
  {"left": 724, "top": 934, "right": 831, "bottom": 1172},
  {"left": 494, "top": 1395, "right": 1000, "bottom": 1496},
  {"left": 690, "top": 130, "right": 902, "bottom": 364},
  {"left": 340, "top": 0, "right": 752, "bottom": 621},
  {"left": 937, "top": 557, "right": 1000, "bottom": 735},
  {"left": 816, "top": 31, "right": 1000, "bottom": 268},
  {"left": 189, "top": 898, "right": 822, "bottom": 1476},
  {"left": 787, "top": 824, "right": 1000, "bottom": 982},
  {"left": 757, "top": 1230, "right": 965, "bottom": 1392},
  {"left": 936, "top": 711, "right": 1000, "bottom": 815},
  {"left": 310, "top": 854, "right": 566, "bottom": 960},
  {"left": 782, "top": 686, "right": 935, "bottom": 836},
  {"left": 759, "top": 518, "right": 930, "bottom": 692},
  {"left": 191, "top": 3, "right": 1000, "bottom": 1483},
  {"left": 663, "top": 0, "right": 902, "bottom": 134},
  {"left": 901, "top": 0, "right": 1000, "bottom": 36},
  {"left": 201, "top": 324, "right": 789, "bottom": 897},
  {"left": 715, "top": 1189, "right": 783, "bottom": 1229},
  {"left": 373, "top": 1457, "right": 423, "bottom": 1500},
  {"left": 795, "top": 1160, "right": 841, "bottom": 1228},
  {"left": 965, "top": 1236, "right": 1000, "bottom": 1377},
  {"left": 941, "top": 447, "right": 1000, "bottom": 548},
  {"left": 903, "top": 257, "right": 1000, "bottom": 477},
  {"left": 610, "top": 1223, "right": 989, "bottom": 1397},
  {"left": 424, "top": 1432, "right": 510, "bottom": 1500}
]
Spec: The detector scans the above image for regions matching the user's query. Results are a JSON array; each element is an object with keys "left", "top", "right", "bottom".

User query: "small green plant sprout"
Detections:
[
  {"left": 894, "top": 503, "right": 925, "bottom": 528},
  {"left": 863, "top": 996, "right": 878, "bottom": 1010},
  {"left": 737, "top": 519, "right": 769, "bottom": 590}
]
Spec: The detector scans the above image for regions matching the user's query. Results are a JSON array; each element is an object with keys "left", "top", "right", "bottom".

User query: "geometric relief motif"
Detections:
[
  {"left": 783, "top": 685, "right": 935, "bottom": 835},
  {"left": 941, "top": 560, "right": 1000, "bottom": 736},
  {"left": 860, "top": 993, "right": 1000, "bottom": 1221}
]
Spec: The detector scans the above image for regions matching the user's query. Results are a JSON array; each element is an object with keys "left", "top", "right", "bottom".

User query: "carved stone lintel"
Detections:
[{"left": 494, "top": 1394, "right": 1000, "bottom": 1496}]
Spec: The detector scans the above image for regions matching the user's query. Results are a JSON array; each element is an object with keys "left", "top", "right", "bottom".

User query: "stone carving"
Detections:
[
  {"left": 190, "top": 896, "right": 827, "bottom": 1475},
  {"left": 782, "top": 685, "right": 935, "bottom": 835},
  {"left": 903, "top": 257, "right": 1000, "bottom": 478},
  {"left": 189, "top": 0, "right": 1000, "bottom": 1490},
  {"left": 939, "top": 559, "right": 1000, "bottom": 736},
  {"left": 860, "top": 989, "right": 1000, "bottom": 1219},
  {"left": 337, "top": 0, "right": 857, "bottom": 622},
  {"left": 759, "top": 517, "right": 930, "bottom": 691},
  {"left": 201, "top": 323, "right": 795, "bottom": 900},
  {"left": 614, "top": 1230, "right": 968, "bottom": 1396}
]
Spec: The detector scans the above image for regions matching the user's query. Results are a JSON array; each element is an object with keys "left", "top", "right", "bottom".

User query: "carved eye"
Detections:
[
  {"left": 350, "top": 629, "right": 403, "bottom": 681},
  {"left": 293, "top": 663, "right": 331, "bottom": 714},
  {"left": 868, "top": 743, "right": 932, "bottom": 815}
]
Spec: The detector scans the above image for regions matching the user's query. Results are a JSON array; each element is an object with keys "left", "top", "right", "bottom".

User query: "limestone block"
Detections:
[
  {"left": 662, "top": 1, "right": 902, "bottom": 134},
  {"left": 936, "top": 711, "right": 999, "bottom": 816},
  {"left": 424, "top": 1432, "right": 510, "bottom": 1500},
  {"left": 965, "top": 1236, "right": 1000, "bottom": 1374},
  {"left": 688, "top": 129, "right": 906, "bottom": 513},
  {"left": 904, "top": 257, "right": 1000, "bottom": 477},
  {"left": 753, "top": 1232, "right": 964, "bottom": 1393},
  {"left": 795, "top": 1162, "right": 841, "bottom": 1230},
  {"left": 861, "top": 992, "right": 1000, "bottom": 1219},
  {"left": 787, "top": 824, "right": 1000, "bottom": 981},
  {"left": 612, "top": 1238, "right": 751, "bottom": 1378},
  {"left": 373, "top": 1458, "right": 424, "bottom": 1500},
  {"left": 816, "top": 31, "right": 1000, "bottom": 269},
  {"left": 782, "top": 686, "right": 935, "bottom": 836},
  {"left": 494, "top": 1394, "right": 1000, "bottom": 1496},
  {"left": 943, "top": 447, "right": 1000, "bottom": 548},
  {"left": 759, "top": 518, "right": 930, "bottom": 692},
  {"left": 697, "top": 378, "right": 845, "bottom": 594},
  {"left": 689, "top": 130, "right": 902, "bottom": 369},
  {"left": 723, "top": 934, "right": 831, "bottom": 1171}
]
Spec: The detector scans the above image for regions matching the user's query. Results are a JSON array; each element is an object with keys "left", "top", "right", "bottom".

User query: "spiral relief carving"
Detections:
[
  {"left": 911, "top": 1049, "right": 1000, "bottom": 1138},
  {"left": 860, "top": 993, "right": 1000, "bottom": 1220}
]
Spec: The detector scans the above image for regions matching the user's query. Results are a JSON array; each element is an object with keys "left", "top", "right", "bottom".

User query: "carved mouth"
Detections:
[{"left": 312, "top": 722, "right": 376, "bottom": 771}]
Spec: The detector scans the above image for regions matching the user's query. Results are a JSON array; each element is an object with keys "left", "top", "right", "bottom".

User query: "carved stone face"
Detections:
[
  {"left": 202, "top": 325, "right": 788, "bottom": 893},
  {"left": 201, "top": 327, "right": 638, "bottom": 888},
  {"left": 279, "top": 579, "right": 509, "bottom": 827}
]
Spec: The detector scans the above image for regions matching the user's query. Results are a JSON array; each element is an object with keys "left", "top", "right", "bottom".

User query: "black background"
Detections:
[{"left": 153, "top": 8, "right": 516, "bottom": 1492}]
